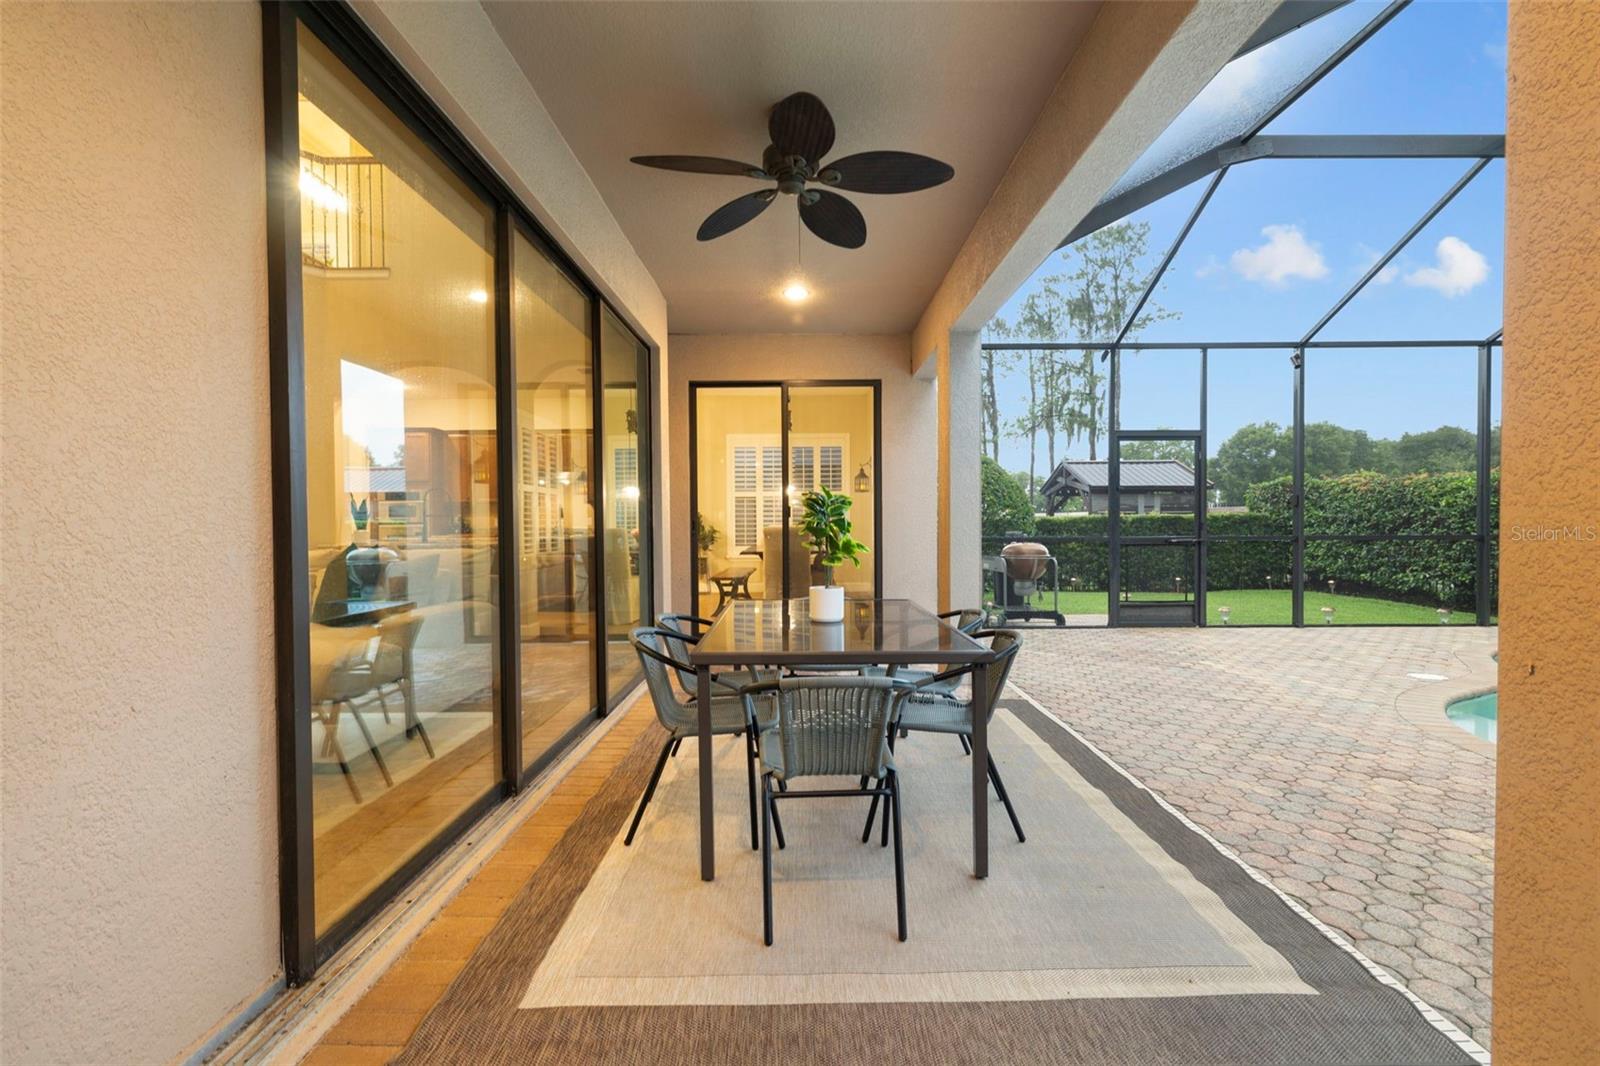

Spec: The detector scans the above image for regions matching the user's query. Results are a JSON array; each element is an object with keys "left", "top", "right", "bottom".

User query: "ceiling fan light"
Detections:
[{"left": 781, "top": 280, "right": 811, "bottom": 304}]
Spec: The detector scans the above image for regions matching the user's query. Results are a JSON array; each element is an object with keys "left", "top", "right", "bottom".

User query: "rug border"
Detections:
[{"left": 1006, "top": 679, "right": 1491, "bottom": 1065}]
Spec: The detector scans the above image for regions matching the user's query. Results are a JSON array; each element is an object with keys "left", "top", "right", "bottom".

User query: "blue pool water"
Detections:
[{"left": 1446, "top": 692, "right": 1497, "bottom": 743}]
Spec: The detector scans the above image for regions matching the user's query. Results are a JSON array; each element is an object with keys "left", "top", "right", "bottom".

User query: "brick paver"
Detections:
[{"left": 1011, "top": 625, "right": 1498, "bottom": 1048}]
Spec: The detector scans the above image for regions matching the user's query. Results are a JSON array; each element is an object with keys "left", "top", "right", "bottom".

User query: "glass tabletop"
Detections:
[{"left": 688, "top": 599, "right": 991, "bottom": 666}]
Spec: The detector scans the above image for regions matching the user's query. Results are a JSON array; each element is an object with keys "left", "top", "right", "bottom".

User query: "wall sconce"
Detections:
[{"left": 853, "top": 458, "right": 873, "bottom": 494}]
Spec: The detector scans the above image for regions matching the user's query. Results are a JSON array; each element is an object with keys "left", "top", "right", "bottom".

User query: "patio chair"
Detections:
[
  {"left": 863, "top": 608, "right": 986, "bottom": 751},
  {"left": 862, "top": 629, "right": 1026, "bottom": 845},
  {"left": 627, "top": 627, "right": 772, "bottom": 851},
  {"left": 744, "top": 675, "right": 911, "bottom": 946}
]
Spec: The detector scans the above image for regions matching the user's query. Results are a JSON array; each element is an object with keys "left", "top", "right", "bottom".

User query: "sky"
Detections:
[{"left": 987, "top": 0, "right": 1507, "bottom": 480}]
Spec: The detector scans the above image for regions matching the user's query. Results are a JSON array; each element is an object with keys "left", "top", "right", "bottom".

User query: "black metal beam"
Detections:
[
  {"left": 1221, "top": 133, "right": 1504, "bottom": 164},
  {"left": 1476, "top": 344, "right": 1493, "bottom": 624},
  {"left": 1301, "top": 157, "right": 1492, "bottom": 344},
  {"left": 1241, "top": 0, "right": 1410, "bottom": 141},
  {"left": 1059, "top": 1, "right": 1411, "bottom": 249},
  {"left": 1103, "top": 168, "right": 1228, "bottom": 360},
  {"left": 1292, "top": 348, "right": 1306, "bottom": 627},
  {"left": 983, "top": 338, "right": 1505, "bottom": 351}
]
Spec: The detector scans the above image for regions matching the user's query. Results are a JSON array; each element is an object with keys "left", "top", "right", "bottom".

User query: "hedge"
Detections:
[{"left": 981, "top": 469, "right": 1496, "bottom": 610}]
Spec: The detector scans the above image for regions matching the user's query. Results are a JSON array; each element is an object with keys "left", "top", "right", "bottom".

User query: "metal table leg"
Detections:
[
  {"left": 697, "top": 664, "right": 715, "bottom": 881},
  {"left": 971, "top": 660, "right": 990, "bottom": 878}
]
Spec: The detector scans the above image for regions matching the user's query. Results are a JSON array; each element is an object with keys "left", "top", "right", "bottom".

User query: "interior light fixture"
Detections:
[
  {"left": 298, "top": 167, "right": 348, "bottom": 213},
  {"left": 468, "top": 288, "right": 490, "bottom": 304},
  {"left": 853, "top": 457, "right": 872, "bottom": 493},
  {"left": 779, "top": 212, "right": 812, "bottom": 305}
]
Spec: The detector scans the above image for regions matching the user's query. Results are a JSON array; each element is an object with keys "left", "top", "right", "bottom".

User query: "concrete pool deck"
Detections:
[{"left": 1010, "top": 624, "right": 1499, "bottom": 1047}]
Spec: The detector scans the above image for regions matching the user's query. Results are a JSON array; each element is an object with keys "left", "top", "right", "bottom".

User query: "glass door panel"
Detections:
[
  {"left": 1110, "top": 433, "right": 1201, "bottom": 626},
  {"left": 600, "top": 308, "right": 649, "bottom": 700},
  {"left": 693, "top": 387, "right": 783, "bottom": 615},
  {"left": 786, "top": 385, "right": 878, "bottom": 600},
  {"left": 1117, "top": 543, "right": 1199, "bottom": 626},
  {"left": 512, "top": 230, "right": 596, "bottom": 770},
  {"left": 298, "top": 26, "right": 499, "bottom": 937}
]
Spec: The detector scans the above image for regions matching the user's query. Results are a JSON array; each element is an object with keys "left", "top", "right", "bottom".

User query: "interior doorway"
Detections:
[{"left": 689, "top": 382, "right": 882, "bottom": 616}]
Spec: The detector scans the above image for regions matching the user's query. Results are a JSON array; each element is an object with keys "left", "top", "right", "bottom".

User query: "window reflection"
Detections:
[
  {"left": 513, "top": 231, "right": 597, "bottom": 765},
  {"left": 299, "top": 27, "right": 498, "bottom": 935},
  {"left": 601, "top": 309, "right": 647, "bottom": 697}
]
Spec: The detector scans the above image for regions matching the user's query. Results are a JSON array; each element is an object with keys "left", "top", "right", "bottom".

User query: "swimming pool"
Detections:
[{"left": 1446, "top": 691, "right": 1497, "bottom": 742}]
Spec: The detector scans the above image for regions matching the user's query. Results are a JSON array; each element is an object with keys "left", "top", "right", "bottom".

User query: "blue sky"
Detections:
[{"left": 987, "top": 0, "right": 1507, "bottom": 478}]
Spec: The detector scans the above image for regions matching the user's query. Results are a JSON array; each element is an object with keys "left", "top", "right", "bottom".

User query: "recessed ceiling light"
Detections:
[{"left": 781, "top": 281, "right": 811, "bottom": 304}]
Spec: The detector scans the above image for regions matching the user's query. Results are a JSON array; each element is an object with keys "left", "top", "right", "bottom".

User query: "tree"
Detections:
[
  {"left": 1305, "top": 421, "right": 1389, "bottom": 478},
  {"left": 1001, "top": 221, "right": 1179, "bottom": 473},
  {"left": 981, "top": 456, "right": 1035, "bottom": 537},
  {"left": 979, "top": 319, "right": 1014, "bottom": 463},
  {"left": 1393, "top": 425, "right": 1476, "bottom": 474},
  {"left": 1211, "top": 422, "right": 1291, "bottom": 506},
  {"left": 1120, "top": 433, "right": 1197, "bottom": 463}
]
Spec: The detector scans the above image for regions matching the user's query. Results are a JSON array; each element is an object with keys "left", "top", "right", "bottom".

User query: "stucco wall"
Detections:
[
  {"left": 1494, "top": 3, "right": 1600, "bottom": 1062},
  {"left": 665, "top": 335, "right": 936, "bottom": 613},
  {"left": 1, "top": 5, "right": 279, "bottom": 1063}
]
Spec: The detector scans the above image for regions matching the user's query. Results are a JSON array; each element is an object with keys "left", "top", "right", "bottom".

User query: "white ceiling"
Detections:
[{"left": 483, "top": 1, "right": 1100, "bottom": 335}]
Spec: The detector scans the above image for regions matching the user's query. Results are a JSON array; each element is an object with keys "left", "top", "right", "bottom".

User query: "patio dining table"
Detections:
[{"left": 687, "top": 598, "right": 998, "bottom": 881}]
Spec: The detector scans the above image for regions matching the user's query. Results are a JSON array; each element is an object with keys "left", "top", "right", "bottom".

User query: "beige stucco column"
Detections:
[{"left": 1494, "top": 3, "right": 1600, "bottom": 1063}]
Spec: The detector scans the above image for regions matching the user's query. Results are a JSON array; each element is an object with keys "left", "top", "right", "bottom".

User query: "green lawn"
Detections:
[{"left": 1023, "top": 588, "right": 1487, "bottom": 625}]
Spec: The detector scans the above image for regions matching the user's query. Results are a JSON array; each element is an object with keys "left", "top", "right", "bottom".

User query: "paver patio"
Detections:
[{"left": 1009, "top": 624, "right": 1499, "bottom": 1048}]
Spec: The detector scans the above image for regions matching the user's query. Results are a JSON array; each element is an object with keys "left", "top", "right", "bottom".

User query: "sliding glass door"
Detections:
[
  {"left": 600, "top": 308, "right": 650, "bottom": 702},
  {"left": 298, "top": 25, "right": 501, "bottom": 940},
  {"left": 266, "top": 6, "right": 654, "bottom": 979},
  {"left": 691, "top": 382, "right": 880, "bottom": 615},
  {"left": 511, "top": 228, "right": 597, "bottom": 771}
]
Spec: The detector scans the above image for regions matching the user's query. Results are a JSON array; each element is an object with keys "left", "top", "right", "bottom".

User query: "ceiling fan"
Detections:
[{"left": 630, "top": 91, "right": 953, "bottom": 250}]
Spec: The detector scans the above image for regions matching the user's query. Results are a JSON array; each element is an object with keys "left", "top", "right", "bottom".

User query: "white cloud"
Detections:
[
  {"left": 1229, "top": 224, "right": 1329, "bottom": 287},
  {"left": 1403, "top": 236, "right": 1490, "bottom": 297},
  {"left": 1194, "top": 255, "right": 1225, "bottom": 280}
]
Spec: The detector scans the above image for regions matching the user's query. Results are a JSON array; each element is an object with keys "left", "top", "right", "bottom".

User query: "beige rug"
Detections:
[{"left": 522, "top": 709, "right": 1311, "bottom": 1008}]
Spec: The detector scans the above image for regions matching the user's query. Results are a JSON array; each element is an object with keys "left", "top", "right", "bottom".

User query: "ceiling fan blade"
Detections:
[
  {"left": 631, "top": 155, "right": 768, "bottom": 178},
  {"left": 820, "top": 151, "right": 954, "bottom": 194},
  {"left": 697, "top": 190, "right": 777, "bottom": 241},
  {"left": 768, "top": 92, "right": 835, "bottom": 166},
  {"left": 799, "top": 190, "right": 866, "bottom": 249}
]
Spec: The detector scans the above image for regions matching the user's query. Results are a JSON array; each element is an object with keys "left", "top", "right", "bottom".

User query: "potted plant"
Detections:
[
  {"left": 693, "top": 513, "right": 720, "bottom": 575},
  {"left": 797, "top": 486, "right": 868, "bottom": 623}
]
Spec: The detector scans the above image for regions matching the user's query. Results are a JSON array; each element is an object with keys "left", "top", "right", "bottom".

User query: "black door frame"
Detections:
[
  {"left": 1107, "top": 430, "right": 1205, "bottom": 627},
  {"left": 687, "top": 381, "right": 884, "bottom": 609}
]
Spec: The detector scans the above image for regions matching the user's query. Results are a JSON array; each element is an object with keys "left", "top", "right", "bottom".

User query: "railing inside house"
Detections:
[{"left": 300, "top": 151, "right": 386, "bottom": 270}]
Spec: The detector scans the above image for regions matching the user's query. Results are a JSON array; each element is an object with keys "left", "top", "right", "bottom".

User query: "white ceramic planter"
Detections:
[{"left": 809, "top": 584, "right": 845, "bottom": 623}]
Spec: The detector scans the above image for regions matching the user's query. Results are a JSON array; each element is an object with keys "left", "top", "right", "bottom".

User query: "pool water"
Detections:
[{"left": 1446, "top": 692, "right": 1497, "bottom": 742}]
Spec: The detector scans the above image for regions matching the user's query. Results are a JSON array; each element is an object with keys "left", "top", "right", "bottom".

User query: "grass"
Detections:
[{"left": 1023, "top": 588, "right": 1487, "bottom": 625}]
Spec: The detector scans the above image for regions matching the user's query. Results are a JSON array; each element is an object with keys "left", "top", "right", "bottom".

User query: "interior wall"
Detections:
[
  {"left": 666, "top": 335, "right": 935, "bottom": 613},
  {"left": 1494, "top": 3, "right": 1600, "bottom": 1062},
  {"left": 0, "top": 5, "right": 279, "bottom": 1064}
]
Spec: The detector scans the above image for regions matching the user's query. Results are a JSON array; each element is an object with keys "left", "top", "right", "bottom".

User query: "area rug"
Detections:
[{"left": 394, "top": 698, "right": 1479, "bottom": 1065}]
